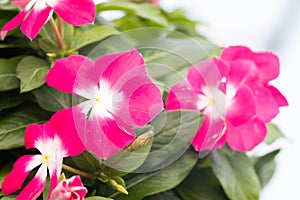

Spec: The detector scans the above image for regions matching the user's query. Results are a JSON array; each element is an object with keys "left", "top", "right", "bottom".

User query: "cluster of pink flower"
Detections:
[
  {"left": 0, "top": 0, "right": 287, "bottom": 200},
  {"left": 166, "top": 46, "right": 288, "bottom": 153}
]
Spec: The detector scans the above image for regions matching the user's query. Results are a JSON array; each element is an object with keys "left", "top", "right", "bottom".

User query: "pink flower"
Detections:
[
  {"left": 1, "top": 109, "right": 85, "bottom": 200},
  {"left": 1, "top": 0, "right": 96, "bottom": 40},
  {"left": 46, "top": 48, "right": 163, "bottom": 159},
  {"left": 166, "top": 46, "right": 287, "bottom": 152},
  {"left": 50, "top": 176, "right": 87, "bottom": 200}
]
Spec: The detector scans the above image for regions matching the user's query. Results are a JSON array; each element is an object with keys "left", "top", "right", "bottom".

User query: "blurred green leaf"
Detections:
[
  {"left": 0, "top": 57, "right": 22, "bottom": 91},
  {"left": 176, "top": 167, "right": 228, "bottom": 200},
  {"left": 70, "top": 26, "right": 119, "bottom": 51},
  {"left": 265, "top": 123, "right": 284, "bottom": 144},
  {"left": 211, "top": 148, "right": 261, "bottom": 200},
  {"left": 144, "top": 190, "right": 181, "bottom": 200},
  {"left": 138, "top": 110, "right": 202, "bottom": 171},
  {"left": 254, "top": 149, "right": 280, "bottom": 188},
  {"left": 0, "top": 90, "right": 24, "bottom": 112},
  {"left": 0, "top": 104, "right": 51, "bottom": 150},
  {"left": 111, "top": 151, "right": 198, "bottom": 200},
  {"left": 97, "top": 2, "right": 168, "bottom": 27},
  {"left": 85, "top": 197, "right": 113, "bottom": 200},
  {"left": 16, "top": 56, "right": 49, "bottom": 93},
  {"left": 32, "top": 85, "right": 73, "bottom": 112}
]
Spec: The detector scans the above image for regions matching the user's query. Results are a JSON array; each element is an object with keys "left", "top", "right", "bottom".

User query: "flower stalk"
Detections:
[
  {"left": 49, "top": 17, "right": 65, "bottom": 51},
  {"left": 62, "top": 164, "right": 94, "bottom": 179}
]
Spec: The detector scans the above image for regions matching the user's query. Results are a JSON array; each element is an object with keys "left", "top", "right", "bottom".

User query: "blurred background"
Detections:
[{"left": 160, "top": 0, "right": 299, "bottom": 199}]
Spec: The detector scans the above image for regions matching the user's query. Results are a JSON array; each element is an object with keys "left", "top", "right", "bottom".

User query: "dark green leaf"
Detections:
[
  {"left": 70, "top": 26, "right": 119, "bottom": 51},
  {"left": 32, "top": 85, "right": 73, "bottom": 112},
  {"left": 0, "top": 57, "right": 21, "bottom": 91},
  {"left": 177, "top": 167, "right": 228, "bottom": 200},
  {"left": 211, "top": 148, "right": 261, "bottom": 200},
  {"left": 137, "top": 110, "right": 202, "bottom": 172},
  {"left": 254, "top": 149, "right": 280, "bottom": 188},
  {"left": 0, "top": 163, "right": 12, "bottom": 187},
  {"left": 145, "top": 190, "right": 181, "bottom": 200},
  {"left": 97, "top": 2, "right": 168, "bottom": 27},
  {"left": 71, "top": 151, "right": 103, "bottom": 173},
  {"left": 0, "top": 104, "right": 51, "bottom": 150},
  {"left": 16, "top": 56, "right": 49, "bottom": 93},
  {"left": 265, "top": 123, "right": 284, "bottom": 144},
  {"left": 111, "top": 151, "right": 198, "bottom": 200},
  {"left": 85, "top": 197, "right": 113, "bottom": 200},
  {"left": 0, "top": 90, "right": 24, "bottom": 111}
]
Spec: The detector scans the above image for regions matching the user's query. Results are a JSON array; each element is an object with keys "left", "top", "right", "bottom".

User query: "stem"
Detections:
[
  {"left": 49, "top": 17, "right": 65, "bottom": 50},
  {"left": 62, "top": 164, "right": 94, "bottom": 178},
  {"left": 57, "top": 16, "right": 63, "bottom": 35}
]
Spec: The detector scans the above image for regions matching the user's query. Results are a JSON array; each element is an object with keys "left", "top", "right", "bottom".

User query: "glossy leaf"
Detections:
[
  {"left": 0, "top": 104, "right": 51, "bottom": 150},
  {"left": 110, "top": 151, "right": 198, "bottom": 200},
  {"left": 32, "top": 85, "right": 73, "bottom": 112},
  {"left": 265, "top": 123, "right": 284, "bottom": 144},
  {"left": 16, "top": 56, "right": 49, "bottom": 93},
  {"left": 0, "top": 57, "right": 21, "bottom": 91},
  {"left": 254, "top": 149, "right": 280, "bottom": 188},
  {"left": 211, "top": 148, "right": 261, "bottom": 200}
]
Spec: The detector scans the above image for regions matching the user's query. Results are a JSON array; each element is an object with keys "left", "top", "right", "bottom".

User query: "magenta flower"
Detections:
[
  {"left": 46, "top": 48, "right": 163, "bottom": 159},
  {"left": 50, "top": 176, "right": 87, "bottom": 200},
  {"left": 166, "top": 46, "right": 287, "bottom": 152},
  {"left": 1, "top": 0, "right": 96, "bottom": 40},
  {"left": 1, "top": 109, "right": 85, "bottom": 200}
]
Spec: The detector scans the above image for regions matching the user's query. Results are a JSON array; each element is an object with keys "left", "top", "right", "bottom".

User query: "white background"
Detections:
[{"left": 160, "top": 0, "right": 300, "bottom": 199}]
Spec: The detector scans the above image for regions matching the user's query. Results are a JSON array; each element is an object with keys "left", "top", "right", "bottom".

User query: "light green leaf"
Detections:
[
  {"left": 0, "top": 90, "right": 24, "bottom": 111},
  {"left": 137, "top": 110, "right": 202, "bottom": 172},
  {"left": 0, "top": 57, "right": 22, "bottom": 91},
  {"left": 254, "top": 149, "right": 280, "bottom": 188},
  {"left": 16, "top": 56, "right": 49, "bottom": 93},
  {"left": 265, "top": 123, "right": 284, "bottom": 144},
  {"left": 85, "top": 197, "right": 113, "bottom": 200},
  {"left": 0, "top": 104, "right": 51, "bottom": 150},
  {"left": 32, "top": 85, "right": 73, "bottom": 112},
  {"left": 111, "top": 151, "right": 198, "bottom": 200},
  {"left": 211, "top": 148, "right": 261, "bottom": 200},
  {"left": 70, "top": 26, "right": 119, "bottom": 51},
  {"left": 97, "top": 2, "right": 168, "bottom": 27}
]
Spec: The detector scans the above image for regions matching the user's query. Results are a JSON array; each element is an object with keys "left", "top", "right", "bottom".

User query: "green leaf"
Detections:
[
  {"left": 0, "top": 90, "right": 24, "bottom": 112},
  {"left": 103, "top": 126, "right": 154, "bottom": 176},
  {"left": 0, "top": 104, "right": 51, "bottom": 150},
  {"left": 176, "top": 167, "right": 228, "bottom": 200},
  {"left": 265, "top": 123, "right": 284, "bottom": 144},
  {"left": 71, "top": 151, "right": 103, "bottom": 173},
  {"left": 145, "top": 190, "right": 181, "bottom": 200},
  {"left": 97, "top": 2, "right": 168, "bottom": 27},
  {"left": 70, "top": 26, "right": 119, "bottom": 51},
  {"left": 16, "top": 56, "right": 49, "bottom": 93},
  {"left": 0, "top": 57, "right": 21, "bottom": 91},
  {"left": 254, "top": 149, "right": 280, "bottom": 188},
  {"left": 38, "top": 23, "right": 59, "bottom": 54},
  {"left": 85, "top": 197, "right": 113, "bottom": 200},
  {"left": 32, "top": 85, "right": 73, "bottom": 112},
  {"left": 137, "top": 110, "right": 202, "bottom": 172},
  {"left": 211, "top": 148, "right": 261, "bottom": 200},
  {"left": 111, "top": 151, "right": 198, "bottom": 200}
]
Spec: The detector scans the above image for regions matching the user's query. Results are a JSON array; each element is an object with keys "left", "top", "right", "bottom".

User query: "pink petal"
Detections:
[
  {"left": 17, "top": 164, "right": 48, "bottom": 200},
  {"left": 166, "top": 80, "right": 198, "bottom": 110},
  {"left": 49, "top": 108, "right": 86, "bottom": 156},
  {"left": 69, "top": 176, "right": 87, "bottom": 198},
  {"left": 98, "top": 48, "right": 146, "bottom": 89},
  {"left": 48, "top": 155, "right": 63, "bottom": 199},
  {"left": 191, "top": 116, "right": 225, "bottom": 152},
  {"left": 187, "top": 58, "right": 228, "bottom": 94},
  {"left": 253, "top": 87, "right": 279, "bottom": 122},
  {"left": 115, "top": 74, "right": 163, "bottom": 126},
  {"left": 46, "top": 55, "right": 95, "bottom": 98},
  {"left": 1, "top": 9, "right": 27, "bottom": 40},
  {"left": 226, "top": 118, "right": 267, "bottom": 151},
  {"left": 25, "top": 123, "right": 51, "bottom": 150},
  {"left": 83, "top": 112, "right": 135, "bottom": 159},
  {"left": 1, "top": 155, "right": 42, "bottom": 195},
  {"left": 20, "top": 1, "right": 53, "bottom": 40},
  {"left": 52, "top": 0, "right": 96, "bottom": 25},
  {"left": 226, "top": 86, "right": 256, "bottom": 126},
  {"left": 267, "top": 85, "right": 288, "bottom": 106},
  {"left": 221, "top": 46, "right": 280, "bottom": 83}
]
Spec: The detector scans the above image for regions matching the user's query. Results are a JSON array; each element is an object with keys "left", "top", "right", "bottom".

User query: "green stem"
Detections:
[
  {"left": 62, "top": 164, "right": 94, "bottom": 178},
  {"left": 49, "top": 17, "right": 65, "bottom": 51}
]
